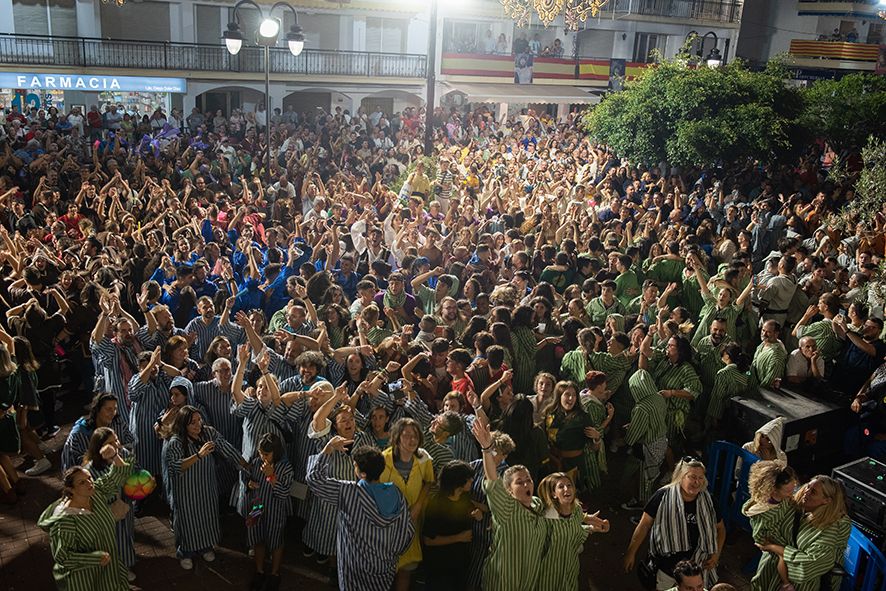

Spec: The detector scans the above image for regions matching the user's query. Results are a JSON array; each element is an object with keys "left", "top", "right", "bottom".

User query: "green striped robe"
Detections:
[
  {"left": 615, "top": 270, "right": 641, "bottom": 308},
  {"left": 38, "top": 461, "right": 133, "bottom": 591},
  {"left": 625, "top": 371, "right": 668, "bottom": 446},
  {"left": 680, "top": 269, "right": 709, "bottom": 319},
  {"left": 582, "top": 396, "right": 609, "bottom": 490},
  {"left": 585, "top": 297, "right": 625, "bottom": 328},
  {"left": 482, "top": 478, "right": 547, "bottom": 591},
  {"left": 512, "top": 326, "right": 538, "bottom": 396},
  {"left": 587, "top": 351, "right": 632, "bottom": 394},
  {"left": 693, "top": 336, "right": 729, "bottom": 396},
  {"left": 559, "top": 348, "right": 589, "bottom": 388},
  {"left": 537, "top": 507, "right": 588, "bottom": 591},
  {"left": 707, "top": 364, "right": 753, "bottom": 421},
  {"left": 753, "top": 514, "right": 851, "bottom": 591},
  {"left": 650, "top": 353, "right": 702, "bottom": 438},
  {"left": 366, "top": 326, "right": 393, "bottom": 346},
  {"left": 691, "top": 293, "right": 741, "bottom": 348},
  {"left": 744, "top": 498, "right": 794, "bottom": 547},
  {"left": 752, "top": 341, "right": 788, "bottom": 388},
  {"left": 797, "top": 319, "right": 842, "bottom": 364}
]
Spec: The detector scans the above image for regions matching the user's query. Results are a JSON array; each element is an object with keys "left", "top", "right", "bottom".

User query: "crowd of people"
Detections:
[{"left": 0, "top": 94, "right": 884, "bottom": 591}]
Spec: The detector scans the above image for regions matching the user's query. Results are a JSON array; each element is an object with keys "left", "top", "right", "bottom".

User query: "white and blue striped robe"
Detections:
[
  {"left": 283, "top": 398, "right": 320, "bottom": 520},
  {"left": 467, "top": 457, "right": 508, "bottom": 591},
  {"left": 162, "top": 426, "right": 243, "bottom": 555},
  {"left": 86, "top": 448, "right": 137, "bottom": 569},
  {"left": 267, "top": 347, "right": 302, "bottom": 383},
  {"left": 403, "top": 398, "right": 479, "bottom": 463},
  {"left": 193, "top": 379, "right": 244, "bottom": 497},
  {"left": 306, "top": 453, "right": 415, "bottom": 591},
  {"left": 219, "top": 320, "right": 247, "bottom": 347},
  {"left": 326, "top": 355, "right": 378, "bottom": 391},
  {"left": 127, "top": 372, "right": 172, "bottom": 476},
  {"left": 90, "top": 336, "right": 143, "bottom": 424},
  {"left": 184, "top": 316, "right": 222, "bottom": 362},
  {"left": 61, "top": 414, "right": 135, "bottom": 473},
  {"left": 303, "top": 424, "right": 375, "bottom": 556},
  {"left": 136, "top": 325, "right": 187, "bottom": 352},
  {"left": 236, "top": 457, "right": 293, "bottom": 552},
  {"left": 231, "top": 396, "right": 290, "bottom": 462}
]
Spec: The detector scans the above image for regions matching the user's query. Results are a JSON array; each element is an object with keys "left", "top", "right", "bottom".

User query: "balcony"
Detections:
[
  {"left": 788, "top": 39, "right": 880, "bottom": 71},
  {"left": 796, "top": 1, "right": 882, "bottom": 18},
  {"left": 0, "top": 34, "right": 427, "bottom": 80},
  {"left": 599, "top": 0, "right": 743, "bottom": 24},
  {"left": 440, "top": 53, "right": 650, "bottom": 85}
]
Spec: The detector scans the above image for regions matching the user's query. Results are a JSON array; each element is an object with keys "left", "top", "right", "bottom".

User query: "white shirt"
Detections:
[{"left": 786, "top": 349, "right": 824, "bottom": 380}]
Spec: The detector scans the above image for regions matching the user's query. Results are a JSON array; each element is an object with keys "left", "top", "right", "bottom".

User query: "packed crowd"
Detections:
[{"left": 0, "top": 97, "right": 884, "bottom": 591}]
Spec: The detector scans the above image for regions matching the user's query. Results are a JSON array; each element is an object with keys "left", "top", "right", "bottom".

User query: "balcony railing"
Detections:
[
  {"left": 796, "top": 1, "right": 881, "bottom": 18},
  {"left": 0, "top": 34, "right": 427, "bottom": 79},
  {"left": 600, "top": 0, "right": 743, "bottom": 23}
]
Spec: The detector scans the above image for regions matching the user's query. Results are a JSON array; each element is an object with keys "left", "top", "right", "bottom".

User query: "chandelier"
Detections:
[
  {"left": 501, "top": 0, "right": 610, "bottom": 30},
  {"left": 101, "top": 0, "right": 125, "bottom": 7}
]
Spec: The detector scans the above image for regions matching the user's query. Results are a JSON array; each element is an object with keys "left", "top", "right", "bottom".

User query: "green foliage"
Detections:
[
  {"left": 828, "top": 135, "right": 886, "bottom": 233},
  {"left": 583, "top": 58, "right": 805, "bottom": 167},
  {"left": 799, "top": 73, "right": 886, "bottom": 151}
]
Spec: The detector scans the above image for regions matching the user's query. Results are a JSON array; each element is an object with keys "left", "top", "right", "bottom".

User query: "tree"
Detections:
[
  {"left": 583, "top": 59, "right": 805, "bottom": 167},
  {"left": 800, "top": 73, "right": 886, "bottom": 152}
]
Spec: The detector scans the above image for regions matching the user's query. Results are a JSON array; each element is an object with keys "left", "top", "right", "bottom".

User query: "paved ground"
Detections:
[{"left": 0, "top": 389, "right": 756, "bottom": 590}]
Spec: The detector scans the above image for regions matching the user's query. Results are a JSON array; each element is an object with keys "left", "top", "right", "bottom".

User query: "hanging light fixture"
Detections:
[
  {"left": 101, "top": 0, "right": 126, "bottom": 7},
  {"left": 501, "top": 0, "right": 610, "bottom": 30}
]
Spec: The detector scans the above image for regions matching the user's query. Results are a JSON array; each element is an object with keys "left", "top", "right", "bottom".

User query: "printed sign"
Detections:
[{"left": 0, "top": 73, "right": 187, "bottom": 93}]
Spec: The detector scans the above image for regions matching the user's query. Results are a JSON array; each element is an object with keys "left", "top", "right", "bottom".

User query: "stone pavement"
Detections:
[{"left": 0, "top": 391, "right": 755, "bottom": 591}]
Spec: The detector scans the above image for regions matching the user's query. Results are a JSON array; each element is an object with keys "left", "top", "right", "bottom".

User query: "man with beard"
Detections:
[
  {"left": 834, "top": 315, "right": 886, "bottom": 395},
  {"left": 142, "top": 303, "right": 188, "bottom": 350},
  {"left": 91, "top": 294, "right": 144, "bottom": 424},
  {"left": 693, "top": 317, "right": 732, "bottom": 398},
  {"left": 752, "top": 320, "right": 788, "bottom": 390},
  {"left": 373, "top": 272, "right": 417, "bottom": 330},
  {"left": 185, "top": 296, "right": 222, "bottom": 361},
  {"left": 434, "top": 296, "right": 465, "bottom": 337}
]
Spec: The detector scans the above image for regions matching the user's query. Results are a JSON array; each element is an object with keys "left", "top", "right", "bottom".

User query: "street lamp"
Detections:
[
  {"left": 223, "top": 0, "right": 305, "bottom": 179},
  {"left": 683, "top": 30, "right": 727, "bottom": 67}
]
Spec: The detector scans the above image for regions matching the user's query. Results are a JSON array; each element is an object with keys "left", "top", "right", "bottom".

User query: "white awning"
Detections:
[{"left": 443, "top": 82, "right": 600, "bottom": 105}]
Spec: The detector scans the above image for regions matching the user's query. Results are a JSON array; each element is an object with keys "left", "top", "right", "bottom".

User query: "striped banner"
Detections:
[{"left": 789, "top": 40, "right": 879, "bottom": 61}]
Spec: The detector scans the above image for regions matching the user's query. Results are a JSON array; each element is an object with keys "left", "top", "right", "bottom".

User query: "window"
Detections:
[
  {"left": 867, "top": 23, "right": 883, "bottom": 45},
  {"left": 12, "top": 0, "right": 76, "bottom": 36},
  {"left": 633, "top": 32, "right": 666, "bottom": 63},
  {"left": 366, "top": 17, "right": 406, "bottom": 54}
]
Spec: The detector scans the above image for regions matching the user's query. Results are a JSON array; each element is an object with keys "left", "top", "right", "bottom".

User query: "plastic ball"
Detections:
[{"left": 123, "top": 470, "right": 156, "bottom": 500}]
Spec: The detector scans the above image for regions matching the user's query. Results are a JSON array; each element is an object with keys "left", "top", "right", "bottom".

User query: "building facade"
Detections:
[{"left": 0, "top": 0, "right": 745, "bottom": 117}]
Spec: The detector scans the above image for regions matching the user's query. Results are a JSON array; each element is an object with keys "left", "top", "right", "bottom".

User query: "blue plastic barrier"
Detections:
[
  {"left": 705, "top": 440, "right": 760, "bottom": 533},
  {"left": 842, "top": 526, "right": 886, "bottom": 591}
]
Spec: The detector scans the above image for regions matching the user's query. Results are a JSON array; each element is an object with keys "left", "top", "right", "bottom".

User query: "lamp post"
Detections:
[
  {"left": 424, "top": 0, "right": 438, "bottom": 156},
  {"left": 223, "top": 0, "right": 305, "bottom": 181},
  {"left": 683, "top": 30, "right": 727, "bottom": 67}
]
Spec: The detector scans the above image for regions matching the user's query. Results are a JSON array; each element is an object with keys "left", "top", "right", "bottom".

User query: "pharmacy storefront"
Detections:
[{"left": 0, "top": 73, "right": 187, "bottom": 116}]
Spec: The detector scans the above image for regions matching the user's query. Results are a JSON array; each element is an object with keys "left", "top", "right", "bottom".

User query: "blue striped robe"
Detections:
[
  {"left": 86, "top": 449, "right": 136, "bottom": 569},
  {"left": 267, "top": 347, "right": 301, "bottom": 383},
  {"left": 61, "top": 415, "right": 134, "bottom": 473},
  {"left": 404, "top": 398, "right": 479, "bottom": 462},
  {"left": 236, "top": 457, "right": 293, "bottom": 552},
  {"left": 90, "top": 336, "right": 143, "bottom": 423},
  {"left": 127, "top": 372, "right": 171, "bottom": 476},
  {"left": 303, "top": 426, "right": 375, "bottom": 556},
  {"left": 184, "top": 316, "right": 222, "bottom": 362},
  {"left": 306, "top": 453, "right": 415, "bottom": 591},
  {"left": 219, "top": 320, "right": 246, "bottom": 347},
  {"left": 283, "top": 398, "right": 319, "bottom": 520},
  {"left": 162, "top": 426, "right": 243, "bottom": 554},
  {"left": 136, "top": 325, "right": 187, "bottom": 352},
  {"left": 231, "top": 396, "right": 289, "bottom": 462},
  {"left": 193, "top": 379, "right": 244, "bottom": 498}
]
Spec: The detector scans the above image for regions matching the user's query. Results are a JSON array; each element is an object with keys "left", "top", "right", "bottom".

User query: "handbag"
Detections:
[
  {"left": 269, "top": 416, "right": 293, "bottom": 444},
  {"left": 110, "top": 495, "right": 130, "bottom": 521}
]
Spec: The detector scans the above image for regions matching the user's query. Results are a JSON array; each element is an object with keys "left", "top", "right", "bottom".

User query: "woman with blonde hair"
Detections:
[
  {"left": 624, "top": 457, "right": 725, "bottom": 590},
  {"left": 755, "top": 475, "right": 851, "bottom": 591},
  {"left": 537, "top": 472, "right": 610, "bottom": 591},
  {"left": 381, "top": 417, "right": 435, "bottom": 591},
  {"left": 743, "top": 461, "right": 798, "bottom": 591}
]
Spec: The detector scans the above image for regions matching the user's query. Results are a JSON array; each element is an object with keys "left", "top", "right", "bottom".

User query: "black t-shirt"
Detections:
[{"left": 644, "top": 487, "right": 721, "bottom": 576}]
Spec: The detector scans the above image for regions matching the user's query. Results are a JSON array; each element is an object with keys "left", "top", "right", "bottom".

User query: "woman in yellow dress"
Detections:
[{"left": 381, "top": 417, "right": 435, "bottom": 591}]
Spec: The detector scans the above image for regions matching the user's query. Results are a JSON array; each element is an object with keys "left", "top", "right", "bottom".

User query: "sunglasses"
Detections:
[{"left": 681, "top": 455, "right": 703, "bottom": 465}]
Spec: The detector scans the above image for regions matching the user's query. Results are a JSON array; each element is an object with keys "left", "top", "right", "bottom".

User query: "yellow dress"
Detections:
[{"left": 381, "top": 447, "right": 435, "bottom": 568}]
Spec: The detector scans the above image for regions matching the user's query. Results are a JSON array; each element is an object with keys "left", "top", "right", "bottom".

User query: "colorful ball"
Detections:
[{"left": 123, "top": 470, "right": 156, "bottom": 500}]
